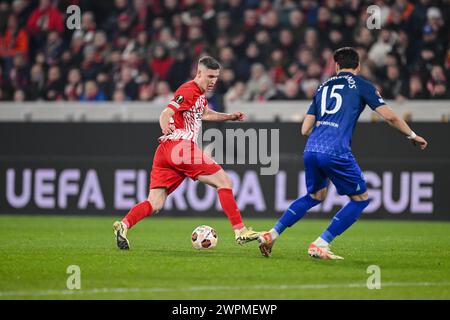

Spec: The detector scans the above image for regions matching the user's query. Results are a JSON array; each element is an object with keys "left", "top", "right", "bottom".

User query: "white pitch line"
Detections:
[{"left": 1, "top": 282, "right": 450, "bottom": 297}]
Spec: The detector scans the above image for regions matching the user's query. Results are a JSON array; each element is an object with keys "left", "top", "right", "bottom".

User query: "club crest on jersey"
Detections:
[
  {"left": 175, "top": 95, "right": 184, "bottom": 104},
  {"left": 195, "top": 112, "right": 202, "bottom": 120}
]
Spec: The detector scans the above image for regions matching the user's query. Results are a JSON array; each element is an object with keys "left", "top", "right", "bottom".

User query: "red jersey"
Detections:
[{"left": 159, "top": 80, "right": 208, "bottom": 143}]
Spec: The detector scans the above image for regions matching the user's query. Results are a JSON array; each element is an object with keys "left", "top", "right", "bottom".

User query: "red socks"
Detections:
[
  {"left": 122, "top": 200, "right": 153, "bottom": 229},
  {"left": 122, "top": 190, "right": 243, "bottom": 230},
  {"left": 218, "top": 188, "right": 244, "bottom": 230}
]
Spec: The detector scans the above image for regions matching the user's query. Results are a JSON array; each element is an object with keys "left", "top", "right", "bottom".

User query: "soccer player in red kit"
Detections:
[{"left": 113, "top": 56, "right": 260, "bottom": 250}]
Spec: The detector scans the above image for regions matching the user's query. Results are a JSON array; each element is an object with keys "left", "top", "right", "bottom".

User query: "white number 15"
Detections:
[{"left": 320, "top": 84, "right": 344, "bottom": 116}]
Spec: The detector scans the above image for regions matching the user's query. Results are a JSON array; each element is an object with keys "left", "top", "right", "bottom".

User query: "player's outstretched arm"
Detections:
[
  {"left": 160, "top": 107, "right": 175, "bottom": 135},
  {"left": 375, "top": 105, "right": 428, "bottom": 149},
  {"left": 202, "top": 107, "right": 245, "bottom": 122},
  {"left": 301, "top": 114, "right": 316, "bottom": 136}
]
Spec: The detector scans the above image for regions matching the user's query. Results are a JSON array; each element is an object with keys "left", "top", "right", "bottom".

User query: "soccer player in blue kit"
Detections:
[{"left": 258, "top": 47, "right": 428, "bottom": 259}]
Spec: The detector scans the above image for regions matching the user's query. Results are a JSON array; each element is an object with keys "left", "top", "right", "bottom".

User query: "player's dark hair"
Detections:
[
  {"left": 198, "top": 56, "right": 221, "bottom": 70},
  {"left": 333, "top": 47, "right": 359, "bottom": 70}
]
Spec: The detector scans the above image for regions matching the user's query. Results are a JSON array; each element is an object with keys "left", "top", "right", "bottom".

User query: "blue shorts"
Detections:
[{"left": 304, "top": 151, "right": 367, "bottom": 196}]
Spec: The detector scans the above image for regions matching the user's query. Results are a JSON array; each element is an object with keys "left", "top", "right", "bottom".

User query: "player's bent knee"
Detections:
[
  {"left": 149, "top": 200, "right": 164, "bottom": 213},
  {"left": 150, "top": 195, "right": 166, "bottom": 212},
  {"left": 351, "top": 191, "right": 369, "bottom": 201},
  {"left": 147, "top": 192, "right": 167, "bottom": 213},
  {"left": 311, "top": 194, "right": 325, "bottom": 201},
  {"left": 310, "top": 188, "right": 328, "bottom": 201},
  {"left": 222, "top": 174, "right": 233, "bottom": 189},
  {"left": 214, "top": 171, "right": 232, "bottom": 189}
]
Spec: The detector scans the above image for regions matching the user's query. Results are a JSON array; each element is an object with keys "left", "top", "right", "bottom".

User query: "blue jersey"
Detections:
[{"left": 305, "top": 72, "right": 385, "bottom": 159}]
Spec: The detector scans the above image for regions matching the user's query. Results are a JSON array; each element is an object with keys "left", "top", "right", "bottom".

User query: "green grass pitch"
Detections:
[{"left": 0, "top": 215, "right": 449, "bottom": 299}]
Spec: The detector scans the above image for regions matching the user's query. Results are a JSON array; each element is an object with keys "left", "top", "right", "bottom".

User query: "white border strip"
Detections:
[{"left": 1, "top": 282, "right": 450, "bottom": 297}]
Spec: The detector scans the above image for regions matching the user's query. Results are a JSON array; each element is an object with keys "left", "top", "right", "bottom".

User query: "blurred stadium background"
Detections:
[{"left": 0, "top": 0, "right": 449, "bottom": 299}]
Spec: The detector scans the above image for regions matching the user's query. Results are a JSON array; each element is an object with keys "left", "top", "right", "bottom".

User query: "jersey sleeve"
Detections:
[
  {"left": 167, "top": 87, "right": 195, "bottom": 112},
  {"left": 359, "top": 81, "right": 386, "bottom": 110},
  {"left": 307, "top": 95, "right": 318, "bottom": 116}
]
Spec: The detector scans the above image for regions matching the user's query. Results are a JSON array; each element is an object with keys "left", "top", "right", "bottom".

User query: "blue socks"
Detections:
[
  {"left": 274, "top": 194, "right": 321, "bottom": 235},
  {"left": 320, "top": 199, "right": 370, "bottom": 243},
  {"left": 273, "top": 196, "right": 370, "bottom": 244}
]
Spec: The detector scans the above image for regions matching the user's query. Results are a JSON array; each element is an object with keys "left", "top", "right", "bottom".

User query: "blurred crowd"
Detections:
[{"left": 0, "top": 0, "right": 449, "bottom": 110}]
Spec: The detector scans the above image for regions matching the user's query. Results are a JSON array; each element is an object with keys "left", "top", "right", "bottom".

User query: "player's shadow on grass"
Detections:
[
  {"left": 143, "top": 248, "right": 260, "bottom": 259},
  {"left": 307, "top": 258, "right": 373, "bottom": 267}
]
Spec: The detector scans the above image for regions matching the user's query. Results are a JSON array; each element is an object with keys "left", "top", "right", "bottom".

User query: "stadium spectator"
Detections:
[
  {"left": 44, "top": 65, "right": 63, "bottom": 101},
  {"left": 0, "top": 0, "right": 448, "bottom": 103},
  {"left": 150, "top": 44, "right": 173, "bottom": 80},
  {"left": 92, "top": 31, "right": 110, "bottom": 64},
  {"left": 28, "top": 62, "right": 45, "bottom": 100},
  {"left": 243, "top": 63, "right": 273, "bottom": 101},
  {"left": 427, "top": 65, "right": 449, "bottom": 99},
  {"left": 354, "top": 27, "right": 375, "bottom": 50},
  {"left": 103, "top": 0, "right": 132, "bottom": 39},
  {"left": 254, "top": 29, "right": 272, "bottom": 63},
  {"left": 113, "top": 88, "right": 127, "bottom": 102},
  {"left": 215, "top": 68, "right": 236, "bottom": 95},
  {"left": 0, "top": 14, "right": 29, "bottom": 62},
  {"left": 321, "top": 47, "right": 335, "bottom": 79},
  {"left": 224, "top": 81, "right": 246, "bottom": 105},
  {"left": 167, "top": 49, "right": 192, "bottom": 91},
  {"left": 97, "top": 71, "right": 114, "bottom": 100},
  {"left": 117, "top": 67, "right": 139, "bottom": 100},
  {"left": 261, "top": 9, "right": 280, "bottom": 43},
  {"left": 252, "top": 77, "right": 279, "bottom": 101},
  {"left": 152, "top": 80, "right": 173, "bottom": 106},
  {"left": 368, "top": 29, "right": 395, "bottom": 68},
  {"left": 287, "top": 9, "right": 307, "bottom": 43},
  {"left": 138, "top": 76, "right": 155, "bottom": 102},
  {"left": 26, "top": 0, "right": 64, "bottom": 35},
  {"left": 401, "top": 74, "right": 429, "bottom": 99},
  {"left": 422, "top": 24, "right": 445, "bottom": 63},
  {"left": 243, "top": 9, "right": 260, "bottom": 37},
  {"left": 77, "top": 11, "right": 96, "bottom": 45},
  {"left": 80, "top": 80, "right": 106, "bottom": 102},
  {"left": 11, "top": 0, "right": 34, "bottom": 32},
  {"left": 26, "top": 0, "right": 63, "bottom": 52},
  {"left": 14, "top": 88, "right": 25, "bottom": 101},
  {"left": 44, "top": 30, "right": 63, "bottom": 66},
  {"left": 268, "top": 49, "right": 287, "bottom": 84},
  {"left": 64, "top": 68, "right": 83, "bottom": 101},
  {"left": 301, "top": 78, "right": 320, "bottom": 99},
  {"left": 80, "top": 45, "right": 103, "bottom": 80},
  {"left": 381, "top": 65, "right": 404, "bottom": 100},
  {"left": 296, "top": 47, "right": 314, "bottom": 73},
  {"left": 236, "top": 42, "right": 263, "bottom": 81},
  {"left": 279, "top": 79, "right": 303, "bottom": 100},
  {"left": 278, "top": 28, "right": 296, "bottom": 58},
  {"left": 138, "top": 74, "right": 155, "bottom": 101},
  {"left": 0, "top": 1, "right": 11, "bottom": 34},
  {"left": 131, "top": 0, "right": 152, "bottom": 34},
  {"left": 426, "top": 6, "right": 445, "bottom": 46},
  {"left": 7, "top": 53, "right": 28, "bottom": 91}
]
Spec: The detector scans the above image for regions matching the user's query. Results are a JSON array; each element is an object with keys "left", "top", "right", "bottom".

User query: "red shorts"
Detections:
[{"left": 150, "top": 140, "right": 222, "bottom": 194}]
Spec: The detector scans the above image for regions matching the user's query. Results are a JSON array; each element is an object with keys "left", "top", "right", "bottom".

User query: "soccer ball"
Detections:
[{"left": 191, "top": 225, "right": 218, "bottom": 250}]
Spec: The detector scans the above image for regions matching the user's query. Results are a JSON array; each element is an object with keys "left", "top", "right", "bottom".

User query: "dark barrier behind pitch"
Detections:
[{"left": 0, "top": 122, "right": 449, "bottom": 220}]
